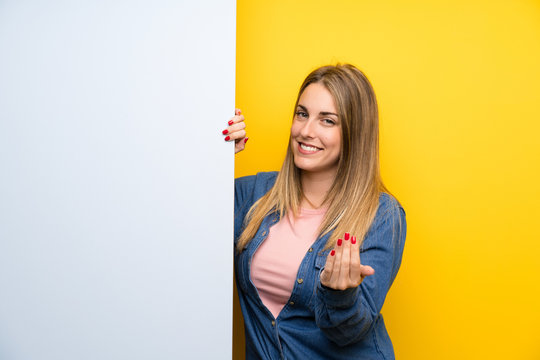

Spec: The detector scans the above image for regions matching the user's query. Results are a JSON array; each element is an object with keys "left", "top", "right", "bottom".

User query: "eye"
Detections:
[
  {"left": 295, "top": 111, "right": 308, "bottom": 118},
  {"left": 322, "top": 118, "right": 336, "bottom": 126}
]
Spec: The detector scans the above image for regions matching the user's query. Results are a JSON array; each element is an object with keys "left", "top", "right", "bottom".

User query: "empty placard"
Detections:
[{"left": 0, "top": 1, "right": 235, "bottom": 359}]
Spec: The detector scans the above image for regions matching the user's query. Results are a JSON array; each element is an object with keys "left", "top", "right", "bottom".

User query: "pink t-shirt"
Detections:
[{"left": 250, "top": 207, "right": 326, "bottom": 319}]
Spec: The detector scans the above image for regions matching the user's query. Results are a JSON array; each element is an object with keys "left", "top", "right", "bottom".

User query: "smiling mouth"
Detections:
[{"left": 298, "top": 142, "right": 322, "bottom": 153}]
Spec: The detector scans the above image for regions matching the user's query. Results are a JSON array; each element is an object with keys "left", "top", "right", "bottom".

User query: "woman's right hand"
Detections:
[
  {"left": 320, "top": 233, "right": 375, "bottom": 291},
  {"left": 222, "top": 108, "right": 248, "bottom": 154}
]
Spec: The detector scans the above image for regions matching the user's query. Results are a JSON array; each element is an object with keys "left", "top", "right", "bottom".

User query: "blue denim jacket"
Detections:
[{"left": 234, "top": 172, "right": 406, "bottom": 360}]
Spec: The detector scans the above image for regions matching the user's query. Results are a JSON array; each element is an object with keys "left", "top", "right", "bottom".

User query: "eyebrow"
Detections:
[{"left": 297, "top": 104, "right": 338, "bottom": 117}]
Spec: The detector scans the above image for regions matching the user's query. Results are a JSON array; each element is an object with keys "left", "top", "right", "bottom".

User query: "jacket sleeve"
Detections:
[{"left": 313, "top": 194, "right": 407, "bottom": 346}]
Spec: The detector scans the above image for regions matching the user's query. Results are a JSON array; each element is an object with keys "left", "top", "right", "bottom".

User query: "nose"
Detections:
[{"left": 299, "top": 118, "right": 316, "bottom": 138}]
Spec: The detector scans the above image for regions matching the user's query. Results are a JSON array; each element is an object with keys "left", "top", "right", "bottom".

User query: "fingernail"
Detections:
[
  {"left": 337, "top": 239, "right": 342, "bottom": 246},
  {"left": 228, "top": 120, "right": 234, "bottom": 125},
  {"left": 224, "top": 136, "right": 230, "bottom": 141},
  {"left": 351, "top": 236, "right": 357, "bottom": 244},
  {"left": 244, "top": 137, "right": 249, "bottom": 144},
  {"left": 222, "top": 129, "right": 229, "bottom": 135},
  {"left": 330, "top": 250, "right": 335, "bottom": 256},
  {"left": 344, "top": 233, "right": 350, "bottom": 240}
]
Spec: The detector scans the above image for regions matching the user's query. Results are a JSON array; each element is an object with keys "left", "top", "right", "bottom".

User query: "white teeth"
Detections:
[{"left": 300, "top": 143, "right": 319, "bottom": 152}]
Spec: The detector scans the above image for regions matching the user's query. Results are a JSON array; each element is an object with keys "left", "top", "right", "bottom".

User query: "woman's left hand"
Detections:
[{"left": 320, "top": 233, "right": 375, "bottom": 290}]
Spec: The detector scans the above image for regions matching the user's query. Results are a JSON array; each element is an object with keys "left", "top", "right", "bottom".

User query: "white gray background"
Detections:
[{"left": 0, "top": 1, "right": 235, "bottom": 359}]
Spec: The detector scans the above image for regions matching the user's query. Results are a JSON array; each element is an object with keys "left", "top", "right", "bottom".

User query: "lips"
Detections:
[{"left": 298, "top": 142, "right": 322, "bottom": 154}]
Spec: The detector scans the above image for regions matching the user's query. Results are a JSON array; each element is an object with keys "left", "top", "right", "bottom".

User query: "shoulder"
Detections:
[
  {"left": 234, "top": 171, "right": 278, "bottom": 208},
  {"left": 235, "top": 171, "right": 279, "bottom": 186},
  {"left": 234, "top": 172, "right": 279, "bottom": 237},
  {"left": 235, "top": 171, "right": 278, "bottom": 194},
  {"left": 377, "top": 192, "right": 405, "bottom": 217},
  {"left": 368, "top": 192, "right": 406, "bottom": 237}
]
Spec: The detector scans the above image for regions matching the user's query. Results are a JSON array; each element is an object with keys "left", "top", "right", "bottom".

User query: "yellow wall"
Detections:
[{"left": 234, "top": 0, "right": 540, "bottom": 358}]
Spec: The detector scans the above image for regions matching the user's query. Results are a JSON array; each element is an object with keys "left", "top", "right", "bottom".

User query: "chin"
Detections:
[{"left": 293, "top": 160, "right": 320, "bottom": 174}]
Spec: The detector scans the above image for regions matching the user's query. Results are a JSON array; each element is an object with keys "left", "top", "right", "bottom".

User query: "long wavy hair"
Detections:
[{"left": 237, "top": 64, "right": 390, "bottom": 252}]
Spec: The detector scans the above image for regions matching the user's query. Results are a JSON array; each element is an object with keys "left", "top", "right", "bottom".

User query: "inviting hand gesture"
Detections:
[
  {"left": 320, "top": 233, "right": 375, "bottom": 290},
  {"left": 222, "top": 108, "right": 248, "bottom": 154}
]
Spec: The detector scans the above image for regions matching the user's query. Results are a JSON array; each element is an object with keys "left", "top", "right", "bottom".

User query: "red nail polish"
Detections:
[
  {"left": 222, "top": 129, "right": 228, "bottom": 135},
  {"left": 351, "top": 236, "right": 357, "bottom": 244},
  {"left": 330, "top": 250, "right": 335, "bottom": 256},
  {"left": 344, "top": 233, "right": 350, "bottom": 240},
  {"left": 244, "top": 137, "right": 249, "bottom": 144},
  {"left": 228, "top": 120, "right": 234, "bottom": 125},
  {"left": 337, "top": 239, "right": 342, "bottom": 246},
  {"left": 224, "top": 136, "right": 230, "bottom": 141}
]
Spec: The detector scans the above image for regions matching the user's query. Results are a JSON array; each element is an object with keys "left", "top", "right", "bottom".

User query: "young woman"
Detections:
[{"left": 222, "top": 64, "right": 406, "bottom": 359}]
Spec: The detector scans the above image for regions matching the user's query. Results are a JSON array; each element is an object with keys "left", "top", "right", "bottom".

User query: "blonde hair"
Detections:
[{"left": 237, "top": 64, "right": 390, "bottom": 252}]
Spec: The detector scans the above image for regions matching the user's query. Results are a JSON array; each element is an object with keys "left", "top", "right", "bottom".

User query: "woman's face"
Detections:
[{"left": 291, "top": 82, "right": 342, "bottom": 178}]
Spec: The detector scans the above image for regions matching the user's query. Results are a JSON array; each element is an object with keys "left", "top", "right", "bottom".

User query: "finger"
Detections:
[
  {"left": 224, "top": 129, "right": 246, "bottom": 142},
  {"left": 329, "top": 237, "right": 344, "bottom": 286},
  {"left": 223, "top": 121, "right": 246, "bottom": 135},
  {"left": 320, "top": 248, "right": 336, "bottom": 286},
  {"left": 339, "top": 234, "right": 351, "bottom": 288},
  {"left": 234, "top": 137, "right": 248, "bottom": 154},
  {"left": 360, "top": 265, "right": 375, "bottom": 278},
  {"left": 235, "top": 108, "right": 242, "bottom": 116},
  {"left": 228, "top": 114, "right": 245, "bottom": 126},
  {"left": 349, "top": 235, "right": 361, "bottom": 283},
  {"left": 236, "top": 136, "right": 249, "bottom": 145}
]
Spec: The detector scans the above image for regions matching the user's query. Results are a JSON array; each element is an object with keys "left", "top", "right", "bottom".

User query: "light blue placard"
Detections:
[{"left": 0, "top": 1, "right": 235, "bottom": 359}]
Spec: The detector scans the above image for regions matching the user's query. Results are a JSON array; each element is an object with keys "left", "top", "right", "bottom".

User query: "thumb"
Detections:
[{"left": 360, "top": 265, "right": 375, "bottom": 277}]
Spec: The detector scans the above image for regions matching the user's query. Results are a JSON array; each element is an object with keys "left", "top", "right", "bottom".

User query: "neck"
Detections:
[{"left": 300, "top": 169, "right": 337, "bottom": 209}]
